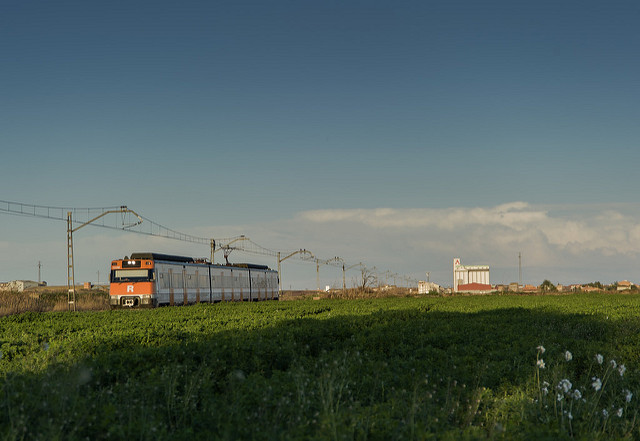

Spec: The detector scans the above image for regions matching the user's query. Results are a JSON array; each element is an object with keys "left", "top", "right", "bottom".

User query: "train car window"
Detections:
[
  {"left": 186, "top": 273, "right": 198, "bottom": 289},
  {"left": 158, "top": 273, "right": 169, "bottom": 290},
  {"left": 172, "top": 272, "right": 184, "bottom": 288}
]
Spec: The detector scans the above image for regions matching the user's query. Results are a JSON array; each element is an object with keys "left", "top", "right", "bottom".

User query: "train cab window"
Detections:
[{"left": 110, "top": 269, "right": 154, "bottom": 283}]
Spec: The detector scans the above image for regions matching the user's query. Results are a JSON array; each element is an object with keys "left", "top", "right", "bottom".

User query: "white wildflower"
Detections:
[
  {"left": 595, "top": 354, "right": 604, "bottom": 365},
  {"left": 618, "top": 364, "right": 626, "bottom": 377},
  {"left": 602, "top": 408, "right": 609, "bottom": 418},
  {"left": 537, "top": 359, "right": 546, "bottom": 369},
  {"left": 617, "top": 408, "right": 623, "bottom": 418},
  {"left": 542, "top": 381, "right": 550, "bottom": 388},
  {"left": 624, "top": 389, "right": 633, "bottom": 403},
  {"left": 557, "top": 393, "right": 564, "bottom": 402},
  {"left": 572, "top": 390, "right": 582, "bottom": 400},
  {"left": 567, "top": 411, "right": 573, "bottom": 420},
  {"left": 592, "top": 377, "right": 602, "bottom": 392},
  {"left": 610, "top": 359, "right": 617, "bottom": 369},
  {"left": 542, "top": 386, "right": 549, "bottom": 396},
  {"left": 564, "top": 350, "right": 573, "bottom": 361},
  {"left": 537, "top": 345, "right": 545, "bottom": 354},
  {"left": 557, "top": 379, "right": 572, "bottom": 394}
]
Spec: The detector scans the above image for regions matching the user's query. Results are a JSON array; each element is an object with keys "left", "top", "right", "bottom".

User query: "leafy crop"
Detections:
[{"left": 1, "top": 294, "right": 640, "bottom": 440}]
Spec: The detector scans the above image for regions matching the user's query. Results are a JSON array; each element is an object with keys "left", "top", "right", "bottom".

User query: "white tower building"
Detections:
[{"left": 453, "top": 258, "right": 490, "bottom": 292}]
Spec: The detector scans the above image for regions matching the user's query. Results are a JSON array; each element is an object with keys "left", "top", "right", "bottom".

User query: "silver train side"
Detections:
[{"left": 109, "top": 252, "right": 279, "bottom": 308}]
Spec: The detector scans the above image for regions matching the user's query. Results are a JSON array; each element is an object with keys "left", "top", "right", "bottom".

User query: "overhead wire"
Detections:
[{"left": 0, "top": 199, "right": 414, "bottom": 285}]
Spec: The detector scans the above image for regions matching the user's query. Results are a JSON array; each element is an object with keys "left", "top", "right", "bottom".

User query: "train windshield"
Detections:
[{"left": 110, "top": 269, "right": 153, "bottom": 283}]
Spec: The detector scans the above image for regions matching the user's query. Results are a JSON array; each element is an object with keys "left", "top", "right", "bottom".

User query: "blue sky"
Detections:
[{"left": 1, "top": 1, "right": 639, "bottom": 288}]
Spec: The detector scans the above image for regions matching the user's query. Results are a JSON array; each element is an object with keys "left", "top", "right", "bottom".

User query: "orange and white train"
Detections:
[{"left": 109, "top": 252, "right": 279, "bottom": 308}]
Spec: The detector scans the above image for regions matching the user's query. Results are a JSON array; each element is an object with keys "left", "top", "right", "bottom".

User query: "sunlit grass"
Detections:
[{"left": 0, "top": 290, "right": 109, "bottom": 316}]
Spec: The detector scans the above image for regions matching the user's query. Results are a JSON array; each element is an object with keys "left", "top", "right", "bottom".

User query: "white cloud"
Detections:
[
  {"left": 298, "top": 202, "right": 640, "bottom": 257},
  {"left": 287, "top": 202, "right": 640, "bottom": 285},
  {"left": 298, "top": 202, "right": 549, "bottom": 230}
]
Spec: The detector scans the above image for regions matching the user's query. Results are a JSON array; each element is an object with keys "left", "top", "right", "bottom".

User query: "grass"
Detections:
[
  {"left": 0, "top": 289, "right": 109, "bottom": 316},
  {"left": 280, "top": 287, "right": 420, "bottom": 300},
  {"left": 1, "top": 294, "right": 640, "bottom": 440}
]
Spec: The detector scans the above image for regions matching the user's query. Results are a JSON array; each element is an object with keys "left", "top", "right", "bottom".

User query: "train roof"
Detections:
[
  {"left": 126, "top": 253, "right": 273, "bottom": 270},
  {"left": 129, "top": 252, "right": 195, "bottom": 263},
  {"left": 230, "top": 263, "right": 271, "bottom": 270}
]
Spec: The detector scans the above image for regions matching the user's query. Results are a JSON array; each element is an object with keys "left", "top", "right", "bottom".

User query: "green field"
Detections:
[{"left": 2, "top": 294, "right": 640, "bottom": 440}]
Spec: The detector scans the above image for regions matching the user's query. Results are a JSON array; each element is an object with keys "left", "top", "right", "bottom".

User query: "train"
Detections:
[{"left": 109, "top": 252, "right": 279, "bottom": 308}]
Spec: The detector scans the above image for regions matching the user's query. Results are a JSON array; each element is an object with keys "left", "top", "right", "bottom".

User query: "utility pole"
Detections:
[
  {"left": 518, "top": 252, "right": 522, "bottom": 290},
  {"left": 67, "top": 212, "right": 75, "bottom": 310},
  {"left": 277, "top": 249, "right": 313, "bottom": 294},
  {"left": 211, "top": 236, "right": 247, "bottom": 265},
  {"left": 343, "top": 262, "right": 363, "bottom": 293},
  {"left": 331, "top": 257, "right": 345, "bottom": 291},
  {"left": 67, "top": 207, "right": 143, "bottom": 311},
  {"left": 38, "top": 261, "right": 41, "bottom": 284},
  {"left": 315, "top": 257, "right": 341, "bottom": 292}
]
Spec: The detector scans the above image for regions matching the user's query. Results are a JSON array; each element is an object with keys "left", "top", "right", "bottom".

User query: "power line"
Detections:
[
  {"left": 1, "top": 199, "right": 417, "bottom": 296},
  {"left": 0, "top": 199, "right": 240, "bottom": 246}
]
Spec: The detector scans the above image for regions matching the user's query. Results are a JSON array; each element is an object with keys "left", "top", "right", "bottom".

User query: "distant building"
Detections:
[
  {"left": 617, "top": 280, "right": 633, "bottom": 291},
  {"left": 453, "top": 258, "right": 489, "bottom": 293},
  {"left": 418, "top": 281, "right": 441, "bottom": 294},
  {"left": 0, "top": 280, "right": 40, "bottom": 292},
  {"left": 456, "top": 282, "right": 493, "bottom": 294}
]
